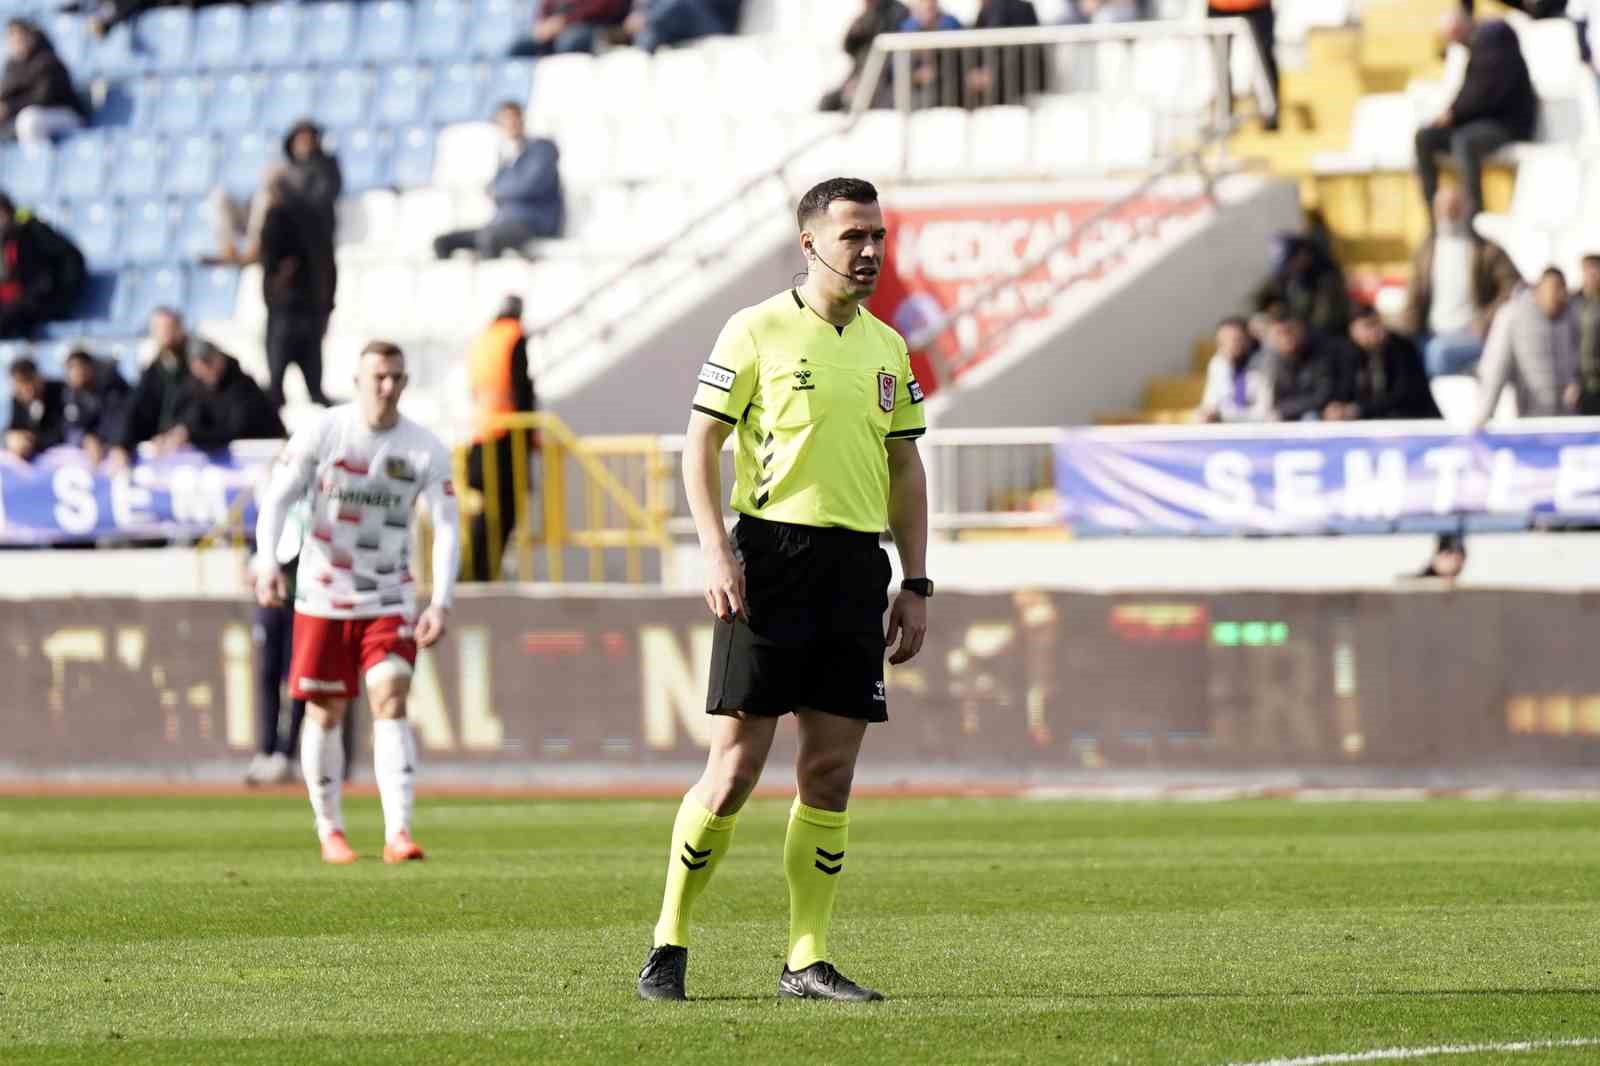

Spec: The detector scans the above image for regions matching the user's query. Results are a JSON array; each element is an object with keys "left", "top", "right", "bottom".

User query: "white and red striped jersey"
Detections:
[{"left": 255, "top": 404, "right": 459, "bottom": 620}]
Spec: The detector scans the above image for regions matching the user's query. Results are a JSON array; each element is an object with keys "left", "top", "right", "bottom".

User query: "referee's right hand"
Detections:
[{"left": 705, "top": 547, "right": 746, "bottom": 621}]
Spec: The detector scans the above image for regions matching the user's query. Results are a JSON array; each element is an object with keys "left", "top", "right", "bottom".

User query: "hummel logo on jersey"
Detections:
[
  {"left": 792, "top": 369, "right": 815, "bottom": 391},
  {"left": 385, "top": 457, "right": 415, "bottom": 482},
  {"left": 698, "top": 362, "right": 736, "bottom": 392}
]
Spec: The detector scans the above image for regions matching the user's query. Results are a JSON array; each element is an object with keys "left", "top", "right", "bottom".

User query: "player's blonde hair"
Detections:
[{"left": 361, "top": 340, "right": 405, "bottom": 362}]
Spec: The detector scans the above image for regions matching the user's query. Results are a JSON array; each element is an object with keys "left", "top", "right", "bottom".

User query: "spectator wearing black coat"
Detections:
[
  {"left": 284, "top": 121, "right": 342, "bottom": 237},
  {"left": 107, "top": 307, "right": 199, "bottom": 470},
  {"left": 0, "top": 20, "right": 87, "bottom": 145},
  {"left": 820, "top": 1, "right": 909, "bottom": 111},
  {"left": 211, "top": 121, "right": 342, "bottom": 267},
  {"left": 1415, "top": 13, "right": 1538, "bottom": 219},
  {"left": 258, "top": 167, "right": 335, "bottom": 410},
  {"left": 5, "top": 355, "right": 64, "bottom": 460},
  {"left": 172, "top": 345, "right": 284, "bottom": 451},
  {"left": 1254, "top": 233, "right": 1352, "bottom": 336},
  {"left": 964, "top": 0, "right": 1046, "bottom": 108},
  {"left": 61, "top": 347, "right": 129, "bottom": 463},
  {"left": 1265, "top": 316, "right": 1353, "bottom": 422},
  {"left": 1327, "top": 306, "right": 1442, "bottom": 421},
  {"left": 0, "top": 194, "right": 87, "bottom": 339},
  {"left": 433, "top": 102, "right": 564, "bottom": 259},
  {"left": 509, "top": 0, "right": 630, "bottom": 56}
]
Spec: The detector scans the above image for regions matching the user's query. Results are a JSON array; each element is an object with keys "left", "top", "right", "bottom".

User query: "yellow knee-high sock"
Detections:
[
  {"left": 652, "top": 794, "right": 738, "bottom": 948},
  {"left": 784, "top": 799, "right": 849, "bottom": 970}
]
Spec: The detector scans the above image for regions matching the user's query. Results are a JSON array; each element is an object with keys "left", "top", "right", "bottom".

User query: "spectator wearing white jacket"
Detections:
[{"left": 1197, "top": 316, "right": 1271, "bottom": 422}]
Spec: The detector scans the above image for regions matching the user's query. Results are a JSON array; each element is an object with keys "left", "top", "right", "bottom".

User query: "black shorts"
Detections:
[{"left": 706, "top": 516, "right": 892, "bottom": 723}]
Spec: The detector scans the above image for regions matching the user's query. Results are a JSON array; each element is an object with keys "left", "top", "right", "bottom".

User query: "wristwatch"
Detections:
[{"left": 900, "top": 578, "right": 934, "bottom": 598}]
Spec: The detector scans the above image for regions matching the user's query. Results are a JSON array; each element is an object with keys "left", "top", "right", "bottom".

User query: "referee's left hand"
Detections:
[{"left": 885, "top": 593, "right": 927, "bottom": 665}]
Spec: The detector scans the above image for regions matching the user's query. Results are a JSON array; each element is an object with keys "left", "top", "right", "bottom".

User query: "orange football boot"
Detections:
[
  {"left": 320, "top": 830, "right": 358, "bottom": 865},
  {"left": 382, "top": 830, "right": 425, "bottom": 864}
]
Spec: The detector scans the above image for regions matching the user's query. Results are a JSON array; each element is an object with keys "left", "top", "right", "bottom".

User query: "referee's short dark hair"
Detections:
[{"left": 796, "top": 178, "right": 879, "bottom": 231}]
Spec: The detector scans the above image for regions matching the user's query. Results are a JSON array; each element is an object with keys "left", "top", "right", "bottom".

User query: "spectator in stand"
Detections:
[
  {"left": 0, "top": 193, "right": 86, "bottom": 340},
  {"left": 1196, "top": 316, "right": 1271, "bottom": 422},
  {"left": 434, "top": 102, "right": 564, "bottom": 260},
  {"left": 5, "top": 355, "right": 64, "bottom": 460},
  {"left": 965, "top": 0, "right": 1046, "bottom": 108},
  {"left": 1326, "top": 306, "right": 1440, "bottom": 421},
  {"left": 258, "top": 166, "right": 336, "bottom": 411},
  {"left": 171, "top": 343, "right": 284, "bottom": 452},
  {"left": 509, "top": 0, "right": 630, "bottom": 56},
  {"left": 108, "top": 308, "right": 200, "bottom": 470},
  {"left": 1254, "top": 233, "right": 1351, "bottom": 336},
  {"left": 1265, "top": 315, "right": 1353, "bottom": 422},
  {"left": 60, "top": 347, "right": 129, "bottom": 464},
  {"left": 622, "top": 0, "right": 740, "bottom": 52},
  {"left": 1207, "top": 0, "right": 1278, "bottom": 131},
  {"left": 1063, "top": 0, "right": 1142, "bottom": 23},
  {"left": 1415, "top": 11, "right": 1537, "bottom": 220},
  {"left": 1573, "top": 253, "right": 1600, "bottom": 413},
  {"left": 903, "top": 0, "right": 963, "bottom": 108},
  {"left": 820, "top": 1, "right": 909, "bottom": 112},
  {"left": 463, "top": 295, "right": 537, "bottom": 582},
  {"left": 212, "top": 121, "right": 342, "bottom": 267},
  {"left": 1465, "top": 0, "right": 1570, "bottom": 17},
  {"left": 0, "top": 20, "right": 87, "bottom": 145},
  {"left": 1405, "top": 186, "right": 1520, "bottom": 378},
  {"left": 1473, "top": 269, "right": 1579, "bottom": 428}
]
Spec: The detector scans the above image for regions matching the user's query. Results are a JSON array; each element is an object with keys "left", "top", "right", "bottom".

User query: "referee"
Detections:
[{"left": 637, "top": 178, "right": 931, "bottom": 1003}]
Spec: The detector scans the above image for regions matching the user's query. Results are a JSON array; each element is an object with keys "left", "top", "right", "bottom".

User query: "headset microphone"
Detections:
[{"left": 809, "top": 247, "right": 864, "bottom": 283}]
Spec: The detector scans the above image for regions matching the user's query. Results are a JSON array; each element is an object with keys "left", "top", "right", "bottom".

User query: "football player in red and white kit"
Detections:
[{"left": 253, "top": 341, "right": 460, "bottom": 865}]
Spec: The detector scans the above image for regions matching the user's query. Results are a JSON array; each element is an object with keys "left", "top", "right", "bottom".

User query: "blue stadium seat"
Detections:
[
  {"left": 220, "top": 130, "right": 274, "bottom": 201},
  {"left": 304, "top": 2, "right": 358, "bottom": 66},
  {"left": 167, "top": 133, "right": 220, "bottom": 198},
  {"left": 174, "top": 199, "right": 215, "bottom": 261},
  {"left": 121, "top": 199, "right": 175, "bottom": 265},
  {"left": 0, "top": 142, "right": 54, "bottom": 203},
  {"left": 488, "top": 59, "right": 535, "bottom": 107},
  {"left": 414, "top": 0, "right": 471, "bottom": 61},
  {"left": 192, "top": 5, "right": 247, "bottom": 72},
  {"left": 92, "top": 81, "right": 136, "bottom": 129},
  {"left": 105, "top": 339, "right": 145, "bottom": 384},
  {"left": 429, "top": 63, "right": 486, "bottom": 125},
  {"left": 188, "top": 265, "right": 240, "bottom": 321},
  {"left": 73, "top": 272, "right": 120, "bottom": 327},
  {"left": 115, "top": 266, "right": 188, "bottom": 331},
  {"left": 109, "top": 134, "right": 167, "bottom": 201},
  {"left": 154, "top": 75, "right": 206, "bottom": 132},
  {"left": 206, "top": 73, "right": 261, "bottom": 133},
  {"left": 470, "top": 0, "right": 531, "bottom": 58},
  {"left": 248, "top": 4, "right": 302, "bottom": 69},
  {"left": 260, "top": 69, "right": 319, "bottom": 133},
  {"left": 56, "top": 133, "right": 112, "bottom": 201},
  {"left": 29, "top": 340, "right": 71, "bottom": 375},
  {"left": 44, "top": 14, "right": 89, "bottom": 74},
  {"left": 88, "top": 23, "right": 142, "bottom": 80},
  {"left": 314, "top": 68, "right": 374, "bottom": 130},
  {"left": 359, "top": 0, "right": 414, "bottom": 62},
  {"left": 329, "top": 127, "right": 390, "bottom": 192},
  {"left": 71, "top": 202, "right": 123, "bottom": 268},
  {"left": 133, "top": 7, "right": 192, "bottom": 73},
  {"left": 389, "top": 126, "right": 435, "bottom": 188},
  {"left": 375, "top": 64, "right": 431, "bottom": 127}
]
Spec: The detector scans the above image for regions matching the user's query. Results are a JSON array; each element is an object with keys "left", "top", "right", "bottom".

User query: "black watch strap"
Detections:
[{"left": 901, "top": 577, "right": 934, "bottom": 598}]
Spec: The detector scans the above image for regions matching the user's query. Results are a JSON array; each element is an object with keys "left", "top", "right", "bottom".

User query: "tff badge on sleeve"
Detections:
[{"left": 877, "top": 372, "right": 896, "bottom": 412}]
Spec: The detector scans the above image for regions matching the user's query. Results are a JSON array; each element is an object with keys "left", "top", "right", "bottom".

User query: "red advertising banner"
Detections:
[{"left": 868, "top": 194, "right": 1210, "bottom": 395}]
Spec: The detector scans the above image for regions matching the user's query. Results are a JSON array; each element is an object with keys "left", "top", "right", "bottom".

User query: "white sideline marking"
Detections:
[{"left": 1223, "top": 1037, "right": 1600, "bottom": 1066}]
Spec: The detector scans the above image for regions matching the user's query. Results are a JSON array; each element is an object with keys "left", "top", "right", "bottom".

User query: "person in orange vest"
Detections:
[
  {"left": 1208, "top": 0, "right": 1278, "bottom": 132},
  {"left": 464, "top": 295, "right": 537, "bottom": 581}
]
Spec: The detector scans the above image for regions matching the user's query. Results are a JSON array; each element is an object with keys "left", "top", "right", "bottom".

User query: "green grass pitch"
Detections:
[{"left": 3, "top": 794, "right": 1598, "bottom": 1065}]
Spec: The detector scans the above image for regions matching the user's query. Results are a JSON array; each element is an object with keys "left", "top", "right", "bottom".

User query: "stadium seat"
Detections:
[
  {"left": 1097, "top": 97, "right": 1156, "bottom": 171},
  {"left": 652, "top": 48, "right": 711, "bottom": 105},
  {"left": 1518, "top": 16, "right": 1582, "bottom": 100},
  {"left": 414, "top": 261, "right": 476, "bottom": 336},
  {"left": 469, "top": 0, "right": 532, "bottom": 58},
  {"left": 73, "top": 272, "right": 120, "bottom": 327},
  {"left": 206, "top": 73, "right": 261, "bottom": 133},
  {"left": 1, "top": 142, "right": 53, "bottom": 203},
  {"left": 174, "top": 199, "right": 215, "bottom": 260},
  {"left": 192, "top": 5, "right": 248, "bottom": 72},
  {"left": 489, "top": 59, "right": 535, "bottom": 108},
  {"left": 667, "top": 114, "right": 730, "bottom": 183},
  {"left": 351, "top": 264, "right": 418, "bottom": 333},
  {"left": 471, "top": 257, "right": 530, "bottom": 324},
  {"left": 1030, "top": 97, "right": 1095, "bottom": 175},
  {"left": 188, "top": 265, "right": 241, "bottom": 322},
  {"left": 432, "top": 121, "right": 500, "bottom": 190},
  {"left": 1312, "top": 94, "right": 1415, "bottom": 173},
  {"left": 550, "top": 118, "right": 613, "bottom": 185},
  {"left": 44, "top": 14, "right": 88, "bottom": 75},
  {"left": 315, "top": 68, "right": 375, "bottom": 131},
  {"left": 907, "top": 108, "right": 969, "bottom": 181},
  {"left": 1473, "top": 150, "right": 1583, "bottom": 280},
  {"left": 375, "top": 65, "right": 433, "bottom": 127},
  {"left": 415, "top": 0, "right": 472, "bottom": 60},
  {"left": 429, "top": 63, "right": 487, "bottom": 126},
  {"left": 121, "top": 199, "right": 175, "bottom": 266},
  {"left": 234, "top": 264, "right": 266, "bottom": 327},
  {"left": 109, "top": 134, "right": 167, "bottom": 201},
  {"left": 133, "top": 8, "right": 192, "bottom": 73},
  {"left": 304, "top": 2, "right": 359, "bottom": 66},
  {"left": 968, "top": 106, "right": 1031, "bottom": 178},
  {"left": 56, "top": 133, "right": 112, "bottom": 201},
  {"left": 726, "top": 114, "right": 787, "bottom": 182},
  {"left": 390, "top": 126, "right": 437, "bottom": 188},
  {"left": 115, "top": 266, "right": 188, "bottom": 331},
  {"left": 529, "top": 54, "right": 595, "bottom": 121},
  {"left": 220, "top": 130, "right": 274, "bottom": 202},
  {"left": 329, "top": 128, "right": 390, "bottom": 192},
  {"left": 359, "top": 0, "right": 415, "bottom": 63},
  {"left": 167, "top": 133, "right": 220, "bottom": 198},
  {"left": 842, "top": 110, "right": 906, "bottom": 180},
  {"left": 395, "top": 188, "right": 455, "bottom": 255},
  {"left": 336, "top": 189, "right": 400, "bottom": 248},
  {"left": 612, "top": 113, "right": 674, "bottom": 182},
  {"left": 593, "top": 49, "right": 651, "bottom": 112},
  {"left": 91, "top": 23, "right": 142, "bottom": 80},
  {"left": 710, "top": 39, "right": 783, "bottom": 115},
  {"left": 154, "top": 75, "right": 206, "bottom": 132},
  {"left": 71, "top": 202, "right": 122, "bottom": 267},
  {"left": 628, "top": 183, "right": 686, "bottom": 246},
  {"left": 248, "top": 4, "right": 302, "bottom": 69},
  {"left": 523, "top": 260, "right": 588, "bottom": 327},
  {"left": 261, "top": 70, "right": 320, "bottom": 135},
  {"left": 91, "top": 81, "right": 138, "bottom": 129}
]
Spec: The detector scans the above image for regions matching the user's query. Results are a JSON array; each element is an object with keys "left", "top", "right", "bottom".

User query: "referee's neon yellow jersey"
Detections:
[{"left": 691, "top": 289, "right": 928, "bottom": 533}]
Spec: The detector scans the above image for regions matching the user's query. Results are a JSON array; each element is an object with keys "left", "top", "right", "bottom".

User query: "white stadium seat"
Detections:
[
  {"left": 395, "top": 188, "right": 457, "bottom": 256},
  {"left": 552, "top": 118, "right": 616, "bottom": 185},
  {"left": 968, "top": 106, "right": 1031, "bottom": 178},
  {"left": 1030, "top": 97, "right": 1096, "bottom": 175},
  {"left": 1312, "top": 93, "right": 1415, "bottom": 173},
  {"left": 1474, "top": 150, "right": 1583, "bottom": 280},
  {"left": 612, "top": 112, "right": 677, "bottom": 183},
  {"left": 593, "top": 48, "right": 652, "bottom": 112},
  {"left": 907, "top": 108, "right": 969, "bottom": 181},
  {"left": 432, "top": 122, "right": 501, "bottom": 191},
  {"left": 531, "top": 54, "right": 596, "bottom": 121},
  {"left": 1096, "top": 97, "right": 1156, "bottom": 172},
  {"left": 652, "top": 48, "right": 711, "bottom": 106},
  {"left": 414, "top": 261, "right": 477, "bottom": 339},
  {"left": 337, "top": 189, "right": 399, "bottom": 250},
  {"left": 840, "top": 109, "right": 907, "bottom": 181},
  {"left": 668, "top": 114, "right": 732, "bottom": 183}
]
